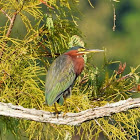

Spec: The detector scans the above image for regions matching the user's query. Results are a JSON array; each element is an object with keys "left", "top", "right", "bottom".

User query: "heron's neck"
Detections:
[
  {"left": 71, "top": 55, "right": 85, "bottom": 75},
  {"left": 64, "top": 51, "right": 85, "bottom": 75}
]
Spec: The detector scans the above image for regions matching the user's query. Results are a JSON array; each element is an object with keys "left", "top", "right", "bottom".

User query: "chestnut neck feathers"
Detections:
[{"left": 65, "top": 50, "right": 85, "bottom": 75}]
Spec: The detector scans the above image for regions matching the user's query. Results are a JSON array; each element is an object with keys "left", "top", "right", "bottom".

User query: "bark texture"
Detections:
[{"left": 0, "top": 98, "right": 140, "bottom": 125}]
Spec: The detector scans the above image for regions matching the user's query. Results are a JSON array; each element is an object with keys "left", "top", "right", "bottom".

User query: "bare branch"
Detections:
[
  {"left": 112, "top": 5, "right": 116, "bottom": 31},
  {"left": 110, "top": 0, "right": 117, "bottom": 31},
  {"left": 6, "top": 12, "right": 17, "bottom": 37},
  {"left": 0, "top": 9, "right": 12, "bottom": 21},
  {"left": 39, "top": 0, "right": 54, "bottom": 9},
  {"left": 6, "top": 5, "right": 23, "bottom": 38},
  {"left": 0, "top": 98, "right": 140, "bottom": 125}
]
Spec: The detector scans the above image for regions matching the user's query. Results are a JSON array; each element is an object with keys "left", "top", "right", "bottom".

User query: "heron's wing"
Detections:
[{"left": 45, "top": 54, "right": 76, "bottom": 106}]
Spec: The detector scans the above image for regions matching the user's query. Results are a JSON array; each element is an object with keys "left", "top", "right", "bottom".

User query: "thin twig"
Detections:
[
  {"left": 94, "top": 119, "right": 109, "bottom": 137},
  {"left": 112, "top": 5, "right": 116, "bottom": 31},
  {"left": 0, "top": 5, "right": 23, "bottom": 60},
  {"left": 117, "top": 74, "right": 133, "bottom": 82},
  {"left": 0, "top": 9, "right": 12, "bottom": 21},
  {"left": 110, "top": 0, "right": 117, "bottom": 31},
  {"left": 0, "top": 98, "right": 140, "bottom": 125},
  {"left": 5, "top": 2, "right": 23, "bottom": 38},
  {"left": 100, "top": 73, "right": 133, "bottom": 92},
  {"left": 39, "top": 0, "right": 54, "bottom": 9},
  {"left": 6, "top": 12, "right": 17, "bottom": 37}
]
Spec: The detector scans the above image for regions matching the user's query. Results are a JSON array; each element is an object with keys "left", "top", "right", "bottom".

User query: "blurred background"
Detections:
[
  {"left": 0, "top": 0, "right": 139, "bottom": 70},
  {"left": 78, "top": 0, "right": 140, "bottom": 71}
]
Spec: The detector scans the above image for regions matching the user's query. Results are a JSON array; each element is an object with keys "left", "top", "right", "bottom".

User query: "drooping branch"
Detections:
[{"left": 0, "top": 98, "right": 140, "bottom": 125}]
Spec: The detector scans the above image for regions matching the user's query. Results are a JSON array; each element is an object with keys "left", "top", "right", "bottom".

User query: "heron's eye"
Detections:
[{"left": 78, "top": 48, "right": 85, "bottom": 52}]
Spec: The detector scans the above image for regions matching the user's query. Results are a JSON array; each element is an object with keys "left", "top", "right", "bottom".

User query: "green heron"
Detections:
[{"left": 45, "top": 46, "right": 104, "bottom": 113}]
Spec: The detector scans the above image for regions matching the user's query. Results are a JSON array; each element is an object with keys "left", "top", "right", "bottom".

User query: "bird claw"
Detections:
[
  {"left": 62, "top": 112, "right": 66, "bottom": 118},
  {"left": 53, "top": 111, "right": 61, "bottom": 118}
]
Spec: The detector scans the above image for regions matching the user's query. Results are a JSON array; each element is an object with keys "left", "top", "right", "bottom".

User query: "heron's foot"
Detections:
[
  {"left": 62, "top": 112, "right": 67, "bottom": 118},
  {"left": 53, "top": 111, "right": 61, "bottom": 118}
]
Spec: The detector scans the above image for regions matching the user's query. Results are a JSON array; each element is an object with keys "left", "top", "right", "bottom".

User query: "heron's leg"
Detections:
[
  {"left": 54, "top": 103, "right": 59, "bottom": 118},
  {"left": 63, "top": 96, "right": 68, "bottom": 117},
  {"left": 63, "top": 87, "right": 71, "bottom": 117},
  {"left": 54, "top": 103, "right": 58, "bottom": 112},
  {"left": 64, "top": 96, "right": 68, "bottom": 112}
]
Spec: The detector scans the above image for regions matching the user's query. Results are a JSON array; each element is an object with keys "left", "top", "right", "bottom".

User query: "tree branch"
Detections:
[
  {"left": 39, "top": 0, "right": 54, "bottom": 9},
  {"left": 0, "top": 98, "right": 140, "bottom": 126},
  {"left": 6, "top": 4, "right": 23, "bottom": 38},
  {"left": 0, "top": 9, "right": 12, "bottom": 21},
  {"left": 6, "top": 12, "right": 17, "bottom": 37}
]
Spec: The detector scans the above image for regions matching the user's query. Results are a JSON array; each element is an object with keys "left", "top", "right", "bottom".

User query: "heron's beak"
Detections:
[{"left": 78, "top": 49, "right": 104, "bottom": 54}]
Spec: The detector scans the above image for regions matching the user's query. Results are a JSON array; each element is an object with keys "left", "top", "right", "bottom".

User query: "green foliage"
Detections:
[{"left": 0, "top": 0, "right": 140, "bottom": 140}]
